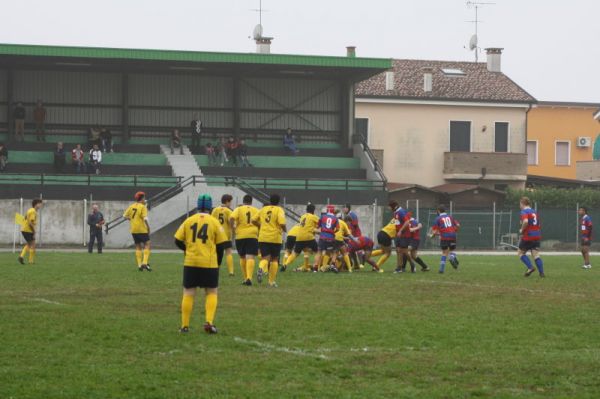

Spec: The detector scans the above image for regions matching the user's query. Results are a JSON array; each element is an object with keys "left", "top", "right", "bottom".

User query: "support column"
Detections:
[
  {"left": 122, "top": 73, "right": 129, "bottom": 143},
  {"left": 6, "top": 69, "right": 13, "bottom": 141},
  {"left": 233, "top": 76, "right": 240, "bottom": 137}
]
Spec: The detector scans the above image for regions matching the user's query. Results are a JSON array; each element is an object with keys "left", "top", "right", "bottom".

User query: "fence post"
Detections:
[
  {"left": 38, "top": 193, "right": 43, "bottom": 248},
  {"left": 134, "top": 175, "right": 137, "bottom": 187},
  {"left": 83, "top": 199, "right": 87, "bottom": 246},
  {"left": 186, "top": 196, "right": 189, "bottom": 217},
  {"left": 416, "top": 199, "right": 419, "bottom": 221},
  {"left": 576, "top": 202, "right": 579, "bottom": 251},
  {"left": 12, "top": 199, "right": 18, "bottom": 253},
  {"left": 19, "top": 198, "right": 23, "bottom": 245},
  {"left": 492, "top": 201, "right": 496, "bottom": 250},
  {"left": 450, "top": 201, "right": 453, "bottom": 214},
  {"left": 372, "top": 198, "right": 377, "bottom": 240}
]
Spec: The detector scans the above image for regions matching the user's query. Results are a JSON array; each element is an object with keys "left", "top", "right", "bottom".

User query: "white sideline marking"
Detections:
[
  {"left": 415, "top": 279, "right": 586, "bottom": 298},
  {"left": 234, "top": 337, "right": 329, "bottom": 359},
  {"left": 29, "top": 297, "right": 64, "bottom": 305}
]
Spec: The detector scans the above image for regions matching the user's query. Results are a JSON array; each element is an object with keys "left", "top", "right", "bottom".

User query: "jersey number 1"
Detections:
[{"left": 190, "top": 223, "right": 209, "bottom": 243}]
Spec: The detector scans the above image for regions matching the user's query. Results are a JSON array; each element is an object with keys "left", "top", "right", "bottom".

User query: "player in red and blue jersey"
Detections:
[
  {"left": 407, "top": 217, "right": 430, "bottom": 272},
  {"left": 578, "top": 206, "right": 592, "bottom": 270},
  {"left": 429, "top": 205, "right": 460, "bottom": 274},
  {"left": 518, "top": 197, "right": 544, "bottom": 277},
  {"left": 343, "top": 203, "right": 362, "bottom": 237},
  {"left": 316, "top": 205, "right": 339, "bottom": 272},
  {"left": 347, "top": 234, "right": 379, "bottom": 271},
  {"left": 393, "top": 206, "right": 414, "bottom": 273}
]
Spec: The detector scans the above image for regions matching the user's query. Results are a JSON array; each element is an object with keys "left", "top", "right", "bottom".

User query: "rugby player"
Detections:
[
  {"left": 252, "top": 194, "right": 287, "bottom": 287},
  {"left": 230, "top": 195, "right": 259, "bottom": 285},
  {"left": 578, "top": 206, "right": 592, "bottom": 269},
  {"left": 429, "top": 205, "right": 460, "bottom": 274},
  {"left": 211, "top": 194, "right": 235, "bottom": 276},
  {"left": 123, "top": 192, "right": 152, "bottom": 271},
  {"left": 517, "top": 197, "right": 544, "bottom": 277},
  {"left": 284, "top": 203, "right": 319, "bottom": 272},
  {"left": 18, "top": 199, "right": 43, "bottom": 265}
]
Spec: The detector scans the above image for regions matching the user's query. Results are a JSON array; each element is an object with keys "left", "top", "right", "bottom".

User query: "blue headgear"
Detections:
[{"left": 197, "top": 194, "right": 213, "bottom": 211}]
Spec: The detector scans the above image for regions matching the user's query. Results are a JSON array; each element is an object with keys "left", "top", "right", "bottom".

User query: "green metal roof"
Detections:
[{"left": 0, "top": 43, "right": 391, "bottom": 69}]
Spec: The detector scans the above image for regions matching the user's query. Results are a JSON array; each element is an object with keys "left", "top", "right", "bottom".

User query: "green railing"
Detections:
[{"left": 0, "top": 173, "right": 180, "bottom": 187}]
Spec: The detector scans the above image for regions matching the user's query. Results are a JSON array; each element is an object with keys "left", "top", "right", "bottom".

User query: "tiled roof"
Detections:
[
  {"left": 432, "top": 183, "right": 505, "bottom": 195},
  {"left": 355, "top": 59, "right": 535, "bottom": 103},
  {"left": 387, "top": 183, "right": 439, "bottom": 193}
]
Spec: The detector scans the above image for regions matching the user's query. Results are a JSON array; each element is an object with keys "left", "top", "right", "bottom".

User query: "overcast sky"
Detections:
[{"left": 1, "top": 0, "right": 598, "bottom": 103}]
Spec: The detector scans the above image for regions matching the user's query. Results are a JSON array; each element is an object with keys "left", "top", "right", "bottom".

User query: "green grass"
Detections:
[{"left": 1, "top": 253, "right": 599, "bottom": 398}]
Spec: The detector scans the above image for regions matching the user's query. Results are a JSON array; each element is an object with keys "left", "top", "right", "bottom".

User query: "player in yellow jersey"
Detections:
[
  {"left": 123, "top": 192, "right": 152, "bottom": 271},
  {"left": 175, "top": 194, "right": 228, "bottom": 334},
  {"left": 211, "top": 194, "right": 235, "bottom": 276},
  {"left": 252, "top": 193, "right": 287, "bottom": 287},
  {"left": 371, "top": 201, "right": 401, "bottom": 272},
  {"left": 18, "top": 199, "right": 43, "bottom": 265},
  {"left": 230, "top": 194, "right": 259, "bottom": 286},
  {"left": 282, "top": 223, "right": 300, "bottom": 270},
  {"left": 334, "top": 213, "right": 353, "bottom": 272},
  {"left": 284, "top": 203, "right": 319, "bottom": 272}
]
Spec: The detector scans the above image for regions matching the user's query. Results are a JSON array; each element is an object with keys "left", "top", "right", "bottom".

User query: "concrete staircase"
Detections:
[{"left": 104, "top": 145, "right": 250, "bottom": 248}]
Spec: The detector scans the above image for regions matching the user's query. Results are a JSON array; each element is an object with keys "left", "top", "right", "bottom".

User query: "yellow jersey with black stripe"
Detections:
[
  {"left": 381, "top": 218, "right": 398, "bottom": 238},
  {"left": 123, "top": 202, "right": 148, "bottom": 234},
  {"left": 253, "top": 205, "right": 286, "bottom": 244},
  {"left": 296, "top": 213, "right": 319, "bottom": 241},
  {"left": 230, "top": 205, "right": 259, "bottom": 239},
  {"left": 211, "top": 206, "right": 233, "bottom": 240},
  {"left": 335, "top": 219, "right": 351, "bottom": 242},
  {"left": 21, "top": 208, "right": 37, "bottom": 233},
  {"left": 174, "top": 213, "right": 228, "bottom": 268}
]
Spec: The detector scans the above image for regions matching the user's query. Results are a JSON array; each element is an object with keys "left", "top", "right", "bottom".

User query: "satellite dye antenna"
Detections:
[{"left": 465, "top": 1, "right": 495, "bottom": 61}]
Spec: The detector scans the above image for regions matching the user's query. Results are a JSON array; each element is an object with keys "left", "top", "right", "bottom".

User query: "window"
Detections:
[
  {"left": 355, "top": 118, "right": 369, "bottom": 143},
  {"left": 555, "top": 141, "right": 570, "bottom": 166},
  {"left": 526, "top": 141, "right": 538, "bottom": 165},
  {"left": 449, "top": 121, "right": 471, "bottom": 152},
  {"left": 495, "top": 122, "right": 509, "bottom": 152}
]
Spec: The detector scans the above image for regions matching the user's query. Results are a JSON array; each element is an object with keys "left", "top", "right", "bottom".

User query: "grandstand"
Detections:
[{"left": 0, "top": 43, "right": 390, "bottom": 245}]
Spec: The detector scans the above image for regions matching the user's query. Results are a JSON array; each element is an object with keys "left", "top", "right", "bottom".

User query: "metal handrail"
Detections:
[{"left": 355, "top": 133, "right": 388, "bottom": 186}]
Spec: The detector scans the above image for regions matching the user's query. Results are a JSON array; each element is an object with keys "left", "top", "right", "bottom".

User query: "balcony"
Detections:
[{"left": 443, "top": 152, "right": 528, "bottom": 181}]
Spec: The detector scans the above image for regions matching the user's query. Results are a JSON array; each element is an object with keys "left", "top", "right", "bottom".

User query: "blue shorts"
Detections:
[
  {"left": 518, "top": 239, "right": 540, "bottom": 252},
  {"left": 318, "top": 239, "right": 335, "bottom": 252},
  {"left": 410, "top": 239, "right": 420, "bottom": 250},
  {"left": 440, "top": 240, "right": 456, "bottom": 251},
  {"left": 395, "top": 237, "right": 411, "bottom": 249}
]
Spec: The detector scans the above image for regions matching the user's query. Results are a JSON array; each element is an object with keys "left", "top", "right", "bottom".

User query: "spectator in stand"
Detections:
[
  {"left": 53, "top": 142, "right": 66, "bottom": 173},
  {"left": 171, "top": 128, "right": 183, "bottom": 155},
  {"left": 217, "top": 138, "right": 228, "bottom": 166},
  {"left": 89, "top": 144, "right": 102, "bottom": 175},
  {"left": 205, "top": 142, "right": 217, "bottom": 166},
  {"left": 89, "top": 126, "right": 102, "bottom": 148},
  {"left": 0, "top": 142, "right": 8, "bottom": 172},
  {"left": 190, "top": 113, "right": 202, "bottom": 149},
  {"left": 72, "top": 144, "right": 86, "bottom": 174},
  {"left": 239, "top": 139, "right": 252, "bottom": 167},
  {"left": 283, "top": 128, "right": 299, "bottom": 155},
  {"left": 33, "top": 100, "right": 46, "bottom": 142},
  {"left": 226, "top": 136, "right": 240, "bottom": 166},
  {"left": 100, "top": 128, "right": 113, "bottom": 153},
  {"left": 87, "top": 203, "right": 105, "bottom": 254},
  {"left": 13, "top": 102, "right": 26, "bottom": 141}
]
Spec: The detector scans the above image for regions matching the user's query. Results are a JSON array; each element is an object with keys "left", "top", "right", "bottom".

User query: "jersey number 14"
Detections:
[{"left": 190, "top": 223, "right": 209, "bottom": 243}]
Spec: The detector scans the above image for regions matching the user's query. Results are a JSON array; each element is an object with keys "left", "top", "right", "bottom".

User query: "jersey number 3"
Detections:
[{"left": 190, "top": 223, "right": 209, "bottom": 243}]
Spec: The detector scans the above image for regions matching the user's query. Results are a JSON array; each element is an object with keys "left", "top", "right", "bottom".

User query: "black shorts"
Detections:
[
  {"left": 377, "top": 231, "right": 392, "bottom": 247},
  {"left": 221, "top": 240, "right": 233, "bottom": 250},
  {"left": 132, "top": 233, "right": 150, "bottom": 244},
  {"left": 318, "top": 239, "right": 335, "bottom": 251},
  {"left": 519, "top": 239, "right": 540, "bottom": 252},
  {"left": 440, "top": 240, "right": 457, "bottom": 251},
  {"left": 21, "top": 232, "right": 35, "bottom": 243},
  {"left": 294, "top": 239, "right": 318, "bottom": 254},
  {"left": 183, "top": 266, "right": 219, "bottom": 289},
  {"left": 410, "top": 239, "right": 420, "bottom": 250},
  {"left": 259, "top": 242, "right": 282, "bottom": 259},
  {"left": 236, "top": 238, "right": 258, "bottom": 257},
  {"left": 581, "top": 238, "right": 592, "bottom": 247},
  {"left": 285, "top": 235, "right": 297, "bottom": 251},
  {"left": 395, "top": 237, "right": 411, "bottom": 249},
  {"left": 334, "top": 240, "right": 346, "bottom": 250}
]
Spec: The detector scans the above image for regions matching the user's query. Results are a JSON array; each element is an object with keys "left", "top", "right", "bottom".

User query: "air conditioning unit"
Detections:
[{"left": 577, "top": 137, "right": 592, "bottom": 147}]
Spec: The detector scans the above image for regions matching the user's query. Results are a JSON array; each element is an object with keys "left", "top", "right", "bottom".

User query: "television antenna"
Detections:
[
  {"left": 466, "top": 1, "right": 495, "bottom": 61},
  {"left": 249, "top": 0, "right": 272, "bottom": 41}
]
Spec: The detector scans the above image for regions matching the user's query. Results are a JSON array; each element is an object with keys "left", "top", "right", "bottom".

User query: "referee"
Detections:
[{"left": 87, "top": 204, "right": 105, "bottom": 254}]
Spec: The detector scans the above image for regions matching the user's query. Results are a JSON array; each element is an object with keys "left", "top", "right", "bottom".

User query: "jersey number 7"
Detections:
[{"left": 190, "top": 223, "right": 209, "bottom": 243}]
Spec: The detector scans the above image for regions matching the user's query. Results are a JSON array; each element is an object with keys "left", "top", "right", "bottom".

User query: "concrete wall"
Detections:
[
  {"left": 576, "top": 160, "right": 600, "bottom": 181},
  {"left": 355, "top": 101, "right": 528, "bottom": 187},
  {"left": 0, "top": 199, "right": 385, "bottom": 247}
]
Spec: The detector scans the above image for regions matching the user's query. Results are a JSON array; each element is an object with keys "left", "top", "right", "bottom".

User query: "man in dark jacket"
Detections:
[
  {"left": 14, "top": 102, "right": 26, "bottom": 141},
  {"left": 88, "top": 204, "right": 105, "bottom": 253},
  {"left": 190, "top": 113, "right": 202, "bottom": 149}
]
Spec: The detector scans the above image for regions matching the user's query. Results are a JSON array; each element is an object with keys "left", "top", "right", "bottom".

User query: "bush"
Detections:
[{"left": 506, "top": 187, "right": 600, "bottom": 208}]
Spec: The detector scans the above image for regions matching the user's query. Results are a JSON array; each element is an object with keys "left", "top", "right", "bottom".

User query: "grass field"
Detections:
[{"left": 1, "top": 252, "right": 599, "bottom": 399}]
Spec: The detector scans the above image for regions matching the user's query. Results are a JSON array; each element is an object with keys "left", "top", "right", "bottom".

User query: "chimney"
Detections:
[
  {"left": 422, "top": 67, "right": 434, "bottom": 93},
  {"left": 346, "top": 46, "right": 356, "bottom": 58},
  {"left": 256, "top": 38, "right": 272, "bottom": 54},
  {"left": 485, "top": 48, "right": 503, "bottom": 72},
  {"left": 385, "top": 71, "right": 394, "bottom": 91}
]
